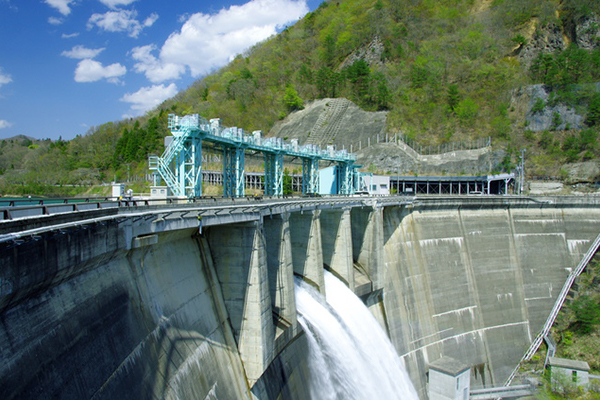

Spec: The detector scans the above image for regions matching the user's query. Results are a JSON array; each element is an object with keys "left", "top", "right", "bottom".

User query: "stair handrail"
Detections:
[{"left": 504, "top": 230, "right": 600, "bottom": 385}]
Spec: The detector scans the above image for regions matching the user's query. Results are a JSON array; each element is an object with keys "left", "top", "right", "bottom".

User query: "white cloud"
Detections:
[
  {"left": 120, "top": 83, "right": 178, "bottom": 115},
  {"left": 0, "top": 120, "right": 13, "bottom": 129},
  {"left": 87, "top": 9, "right": 158, "bottom": 38},
  {"left": 131, "top": 44, "right": 185, "bottom": 83},
  {"left": 74, "top": 59, "right": 126, "bottom": 83},
  {"left": 62, "top": 45, "right": 105, "bottom": 59},
  {"left": 132, "top": 0, "right": 308, "bottom": 82},
  {"left": 99, "top": 0, "right": 137, "bottom": 9},
  {"left": 48, "top": 16, "right": 64, "bottom": 25},
  {"left": 62, "top": 32, "right": 80, "bottom": 39},
  {"left": 45, "top": 0, "right": 75, "bottom": 16},
  {"left": 0, "top": 69, "right": 12, "bottom": 86},
  {"left": 143, "top": 13, "right": 159, "bottom": 28},
  {"left": 0, "top": 68, "right": 12, "bottom": 95}
]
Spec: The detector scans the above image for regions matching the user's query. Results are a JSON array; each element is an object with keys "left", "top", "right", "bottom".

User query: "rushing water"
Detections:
[{"left": 295, "top": 271, "right": 419, "bottom": 400}]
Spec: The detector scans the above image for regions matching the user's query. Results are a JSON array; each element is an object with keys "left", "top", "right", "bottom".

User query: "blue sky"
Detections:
[{"left": 0, "top": 0, "right": 321, "bottom": 140}]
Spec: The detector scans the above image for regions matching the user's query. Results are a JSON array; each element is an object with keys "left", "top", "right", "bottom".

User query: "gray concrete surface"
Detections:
[{"left": 2, "top": 196, "right": 600, "bottom": 399}]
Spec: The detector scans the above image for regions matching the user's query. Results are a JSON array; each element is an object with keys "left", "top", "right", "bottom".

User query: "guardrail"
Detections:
[
  {"left": 503, "top": 228, "right": 600, "bottom": 387},
  {"left": 3, "top": 194, "right": 600, "bottom": 222},
  {"left": 470, "top": 384, "right": 533, "bottom": 399},
  {"left": 0, "top": 194, "right": 381, "bottom": 222}
]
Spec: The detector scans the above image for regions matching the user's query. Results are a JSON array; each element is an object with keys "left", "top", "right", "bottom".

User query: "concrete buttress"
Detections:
[
  {"left": 351, "top": 205, "right": 384, "bottom": 290},
  {"left": 207, "top": 221, "right": 275, "bottom": 385},
  {"left": 320, "top": 208, "right": 355, "bottom": 290},
  {"left": 264, "top": 213, "right": 298, "bottom": 340},
  {"left": 289, "top": 210, "right": 325, "bottom": 294}
]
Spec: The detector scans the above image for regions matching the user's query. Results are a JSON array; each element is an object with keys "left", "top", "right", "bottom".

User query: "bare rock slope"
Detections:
[
  {"left": 269, "top": 98, "right": 387, "bottom": 148},
  {"left": 269, "top": 97, "right": 503, "bottom": 175}
]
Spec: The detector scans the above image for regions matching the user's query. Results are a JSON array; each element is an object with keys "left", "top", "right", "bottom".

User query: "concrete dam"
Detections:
[{"left": 1, "top": 195, "right": 599, "bottom": 399}]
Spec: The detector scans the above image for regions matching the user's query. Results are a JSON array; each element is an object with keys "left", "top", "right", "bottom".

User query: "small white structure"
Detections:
[
  {"left": 150, "top": 186, "right": 171, "bottom": 199},
  {"left": 548, "top": 356, "right": 590, "bottom": 390},
  {"left": 112, "top": 183, "right": 125, "bottom": 198},
  {"left": 363, "top": 174, "right": 390, "bottom": 195},
  {"left": 428, "top": 357, "right": 471, "bottom": 400}
]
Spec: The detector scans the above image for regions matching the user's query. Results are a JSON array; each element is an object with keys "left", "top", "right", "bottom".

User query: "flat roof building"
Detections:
[
  {"left": 548, "top": 356, "right": 590, "bottom": 391},
  {"left": 428, "top": 357, "right": 471, "bottom": 400}
]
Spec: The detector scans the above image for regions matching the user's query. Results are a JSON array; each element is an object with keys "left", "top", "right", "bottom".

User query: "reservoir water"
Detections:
[{"left": 295, "top": 271, "right": 418, "bottom": 400}]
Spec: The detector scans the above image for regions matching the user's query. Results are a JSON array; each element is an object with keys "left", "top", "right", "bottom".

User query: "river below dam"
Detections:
[{"left": 295, "top": 271, "right": 418, "bottom": 399}]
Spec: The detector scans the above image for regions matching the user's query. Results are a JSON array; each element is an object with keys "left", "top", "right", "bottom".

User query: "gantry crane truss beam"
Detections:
[{"left": 149, "top": 114, "right": 357, "bottom": 198}]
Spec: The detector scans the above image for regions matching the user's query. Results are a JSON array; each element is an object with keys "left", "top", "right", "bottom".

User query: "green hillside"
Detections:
[{"left": 3, "top": 0, "right": 600, "bottom": 196}]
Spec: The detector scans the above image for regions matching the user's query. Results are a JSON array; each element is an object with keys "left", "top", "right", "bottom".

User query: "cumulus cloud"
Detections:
[
  {"left": 48, "top": 16, "right": 64, "bottom": 25},
  {"left": 120, "top": 83, "right": 178, "bottom": 116},
  {"left": 61, "top": 32, "right": 80, "bottom": 39},
  {"left": 0, "top": 68, "right": 12, "bottom": 95},
  {"left": 88, "top": 9, "right": 158, "bottom": 38},
  {"left": 0, "top": 69, "right": 12, "bottom": 86},
  {"left": 74, "top": 59, "right": 126, "bottom": 83},
  {"left": 45, "top": 0, "right": 75, "bottom": 16},
  {"left": 131, "top": 44, "right": 185, "bottom": 83},
  {"left": 99, "top": 0, "right": 138, "bottom": 9},
  {"left": 133, "top": 0, "right": 308, "bottom": 82},
  {"left": 0, "top": 120, "right": 13, "bottom": 129},
  {"left": 62, "top": 45, "right": 105, "bottom": 59}
]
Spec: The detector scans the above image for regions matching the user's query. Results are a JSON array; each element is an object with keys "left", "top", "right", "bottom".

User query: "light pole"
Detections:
[{"left": 519, "top": 149, "right": 525, "bottom": 194}]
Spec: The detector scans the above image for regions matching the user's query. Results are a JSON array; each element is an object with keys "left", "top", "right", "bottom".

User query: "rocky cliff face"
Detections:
[
  {"left": 270, "top": 97, "right": 504, "bottom": 175},
  {"left": 512, "top": 13, "right": 600, "bottom": 131},
  {"left": 514, "top": 84, "right": 587, "bottom": 132}
]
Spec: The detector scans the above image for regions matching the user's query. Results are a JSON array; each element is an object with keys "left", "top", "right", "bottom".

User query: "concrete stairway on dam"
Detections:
[{"left": 505, "top": 230, "right": 600, "bottom": 386}]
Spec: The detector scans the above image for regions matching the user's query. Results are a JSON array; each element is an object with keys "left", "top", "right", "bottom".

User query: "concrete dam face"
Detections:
[{"left": 1, "top": 197, "right": 599, "bottom": 399}]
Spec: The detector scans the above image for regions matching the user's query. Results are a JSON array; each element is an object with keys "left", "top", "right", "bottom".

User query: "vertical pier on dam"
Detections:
[{"left": 320, "top": 208, "right": 354, "bottom": 290}]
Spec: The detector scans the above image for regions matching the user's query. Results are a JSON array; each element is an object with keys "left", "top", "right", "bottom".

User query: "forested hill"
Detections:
[{"left": 3, "top": 0, "right": 600, "bottom": 196}]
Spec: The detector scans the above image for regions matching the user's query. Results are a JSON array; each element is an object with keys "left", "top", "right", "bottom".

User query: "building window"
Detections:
[{"left": 572, "top": 370, "right": 578, "bottom": 383}]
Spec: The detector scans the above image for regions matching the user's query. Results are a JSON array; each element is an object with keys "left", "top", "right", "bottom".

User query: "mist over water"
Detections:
[{"left": 295, "top": 271, "right": 418, "bottom": 400}]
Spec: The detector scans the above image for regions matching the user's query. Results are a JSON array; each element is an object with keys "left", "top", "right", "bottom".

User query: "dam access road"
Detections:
[{"left": 1, "top": 194, "right": 600, "bottom": 399}]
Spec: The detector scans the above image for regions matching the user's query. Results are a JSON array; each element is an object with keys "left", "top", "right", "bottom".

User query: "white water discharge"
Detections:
[{"left": 295, "top": 271, "right": 418, "bottom": 400}]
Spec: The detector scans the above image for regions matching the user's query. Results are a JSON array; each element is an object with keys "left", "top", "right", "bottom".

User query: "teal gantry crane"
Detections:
[{"left": 149, "top": 114, "right": 358, "bottom": 198}]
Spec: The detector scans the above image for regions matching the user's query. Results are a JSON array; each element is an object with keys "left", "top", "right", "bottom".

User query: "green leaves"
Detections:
[
  {"left": 572, "top": 295, "right": 600, "bottom": 334},
  {"left": 530, "top": 45, "right": 600, "bottom": 88},
  {"left": 586, "top": 93, "right": 600, "bottom": 126},
  {"left": 283, "top": 84, "right": 304, "bottom": 112},
  {"left": 532, "top": 97, "right": 546, "bottom": 114},
  {"left": 446, "top": 84, "right": 460, "bottom": 113},
  {"left": 455, "top": 97, "right": 479, "bottom": 122}
]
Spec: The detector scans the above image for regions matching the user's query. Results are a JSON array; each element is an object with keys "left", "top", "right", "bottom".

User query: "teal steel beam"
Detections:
[
  {"left": 353, "top": 168, "right": 367, "bottom": 193},
  {"left": 302, "top": 158, "right": 319, "bottom": 195},
  {"left": 178, "top": 136, "right": 202, "bottom": 197},
  {"left": 265, "top": 152, "right": 284, "bottom": 196},
  {"left": 223, "top": 145, "right": 245, "bottom": 197},
  {"left": 337, "top": 162, "right": 354, "bottom": 195}
]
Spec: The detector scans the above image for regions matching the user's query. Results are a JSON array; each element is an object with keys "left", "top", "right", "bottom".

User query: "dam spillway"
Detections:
[
  {"left": 295, "top": 271, "right": 418, "bottom": 399},
  {"left": 1, "top": 195, "right": 599, "bottom": 399}
]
